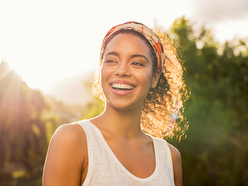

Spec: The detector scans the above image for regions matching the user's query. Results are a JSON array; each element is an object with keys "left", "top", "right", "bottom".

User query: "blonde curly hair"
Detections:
[{"left": 92, "top": 29, "right": 188, "bottom": 140}]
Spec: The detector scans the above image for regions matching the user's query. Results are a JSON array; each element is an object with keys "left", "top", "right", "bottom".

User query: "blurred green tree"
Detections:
[
  {"left": 167, "top": 17, "right": 248, "bottom": 185},
  {"left": 0, "top": 61, "right": 58, "bottom": 184},
  {"left": 80, "top": 97, "right": 104, "bottom": 120}
]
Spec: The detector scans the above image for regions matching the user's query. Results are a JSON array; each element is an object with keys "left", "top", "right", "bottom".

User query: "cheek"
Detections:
[
  {"left": 136, "top": 68, "right": 153, "bottom": 85},
  {"left": 100, "top": 65, "right": 108, "bottom": 83},
  {"left": 101, "top": 64, "right": 116, "bottom": 79},
  {"left": 100, "top": 66, "right": 111, "bottom": 92}
]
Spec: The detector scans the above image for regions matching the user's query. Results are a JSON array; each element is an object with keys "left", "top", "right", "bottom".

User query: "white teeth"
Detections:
[{"left": 112, "top": 83, "right": 134, "bottom": 90}]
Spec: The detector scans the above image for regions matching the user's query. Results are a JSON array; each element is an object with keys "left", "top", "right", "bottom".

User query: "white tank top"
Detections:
[{"left": 77, "top": 120, "right": 175, "bottom": 186}]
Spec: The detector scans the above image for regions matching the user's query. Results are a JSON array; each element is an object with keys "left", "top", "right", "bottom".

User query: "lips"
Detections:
[
  {"left": 109, "top": 80, "right": 136, "bottom": 95},
  {"left": 112, "top": 83, "right": 135, "bottom": 90}
]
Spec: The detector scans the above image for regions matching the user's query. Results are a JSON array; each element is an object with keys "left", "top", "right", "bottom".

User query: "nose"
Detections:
[{"left": 114, "top": 62, "right": 131, "bottom": 77}]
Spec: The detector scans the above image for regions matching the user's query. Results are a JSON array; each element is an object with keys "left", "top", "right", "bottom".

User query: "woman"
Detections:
[{"left": 43, "top": 21, "right": 187, "bottom": 186}]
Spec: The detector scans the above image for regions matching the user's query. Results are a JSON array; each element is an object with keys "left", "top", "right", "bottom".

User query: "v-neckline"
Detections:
[{"left": 87, "top": 120, "right": 160, "bottom": 182}]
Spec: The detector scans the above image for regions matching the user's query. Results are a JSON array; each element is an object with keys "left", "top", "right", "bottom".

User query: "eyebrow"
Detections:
[
  {"left": 105, "top": 52, "right": 119, "bottom": 57},
  {"left": 131, "top": 54, "right": 149, "bottom": 62},
  {"left": 105, "top": 52, "right": 149, "bottom": 62}
]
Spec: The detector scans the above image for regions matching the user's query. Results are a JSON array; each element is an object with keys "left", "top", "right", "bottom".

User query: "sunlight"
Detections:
[{"left": 1, "top": 0, "right": 247, "bottom": 94}]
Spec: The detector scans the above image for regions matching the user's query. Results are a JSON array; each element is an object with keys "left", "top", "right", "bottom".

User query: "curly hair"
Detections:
[{"left": 92, "top": 29, "right": 188, "bottom": 140}]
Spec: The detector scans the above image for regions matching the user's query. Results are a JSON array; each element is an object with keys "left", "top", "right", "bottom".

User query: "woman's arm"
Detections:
[
  {"left": 43, "top": 124, "right": 87, "bottom": 186},
  {"left": 168, "top": 143, "right": 182, "bottom": 186}
]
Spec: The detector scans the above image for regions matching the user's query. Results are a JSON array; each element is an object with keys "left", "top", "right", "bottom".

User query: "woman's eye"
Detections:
[
  {"left": 132, "top": 62, "right": 144, "bottom": 66},
  {"left": 105, "top": 60, "right": 117, "bottom": 63}
]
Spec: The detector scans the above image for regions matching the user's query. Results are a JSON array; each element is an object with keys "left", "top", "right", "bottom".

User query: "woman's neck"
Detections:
[{"left": 90, "top": 104, "right": 144, "bottom": 139}]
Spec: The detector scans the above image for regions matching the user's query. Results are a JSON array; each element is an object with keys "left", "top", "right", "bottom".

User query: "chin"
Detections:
[{"left": 106, "top": 99, "right": 143, "bottom": 112}]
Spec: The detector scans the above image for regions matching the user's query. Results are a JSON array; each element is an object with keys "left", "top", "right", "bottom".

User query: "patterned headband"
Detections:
[{"left": 101, "top": 21, "right": 165, "bottom": 73}]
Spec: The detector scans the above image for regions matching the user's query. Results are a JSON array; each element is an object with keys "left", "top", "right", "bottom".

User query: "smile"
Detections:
[{"left": 111, "top": 83, "right": 135, "bottom": 90}]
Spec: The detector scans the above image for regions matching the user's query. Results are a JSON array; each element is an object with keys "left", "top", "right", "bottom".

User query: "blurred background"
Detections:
[{"left": 0, "top": 0, "right": 248, "bottom": 185}]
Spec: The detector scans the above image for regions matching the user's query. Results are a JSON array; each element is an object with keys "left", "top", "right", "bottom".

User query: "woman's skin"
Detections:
[{"left": 42, "top": 33, "right": 182, "bottom": 186}]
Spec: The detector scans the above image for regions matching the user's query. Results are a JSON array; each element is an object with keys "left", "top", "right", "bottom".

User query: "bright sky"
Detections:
[{"left": 1, "top": 0, "right": 248, "bottom": 92}]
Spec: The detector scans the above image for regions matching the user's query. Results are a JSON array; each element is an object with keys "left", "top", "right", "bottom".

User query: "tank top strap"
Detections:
[
  {"left": 151, "top": 136, "right": 174, "bottom": 184},
  {"left": 76, "top": 120, "right": 95, "bottom": 185}
]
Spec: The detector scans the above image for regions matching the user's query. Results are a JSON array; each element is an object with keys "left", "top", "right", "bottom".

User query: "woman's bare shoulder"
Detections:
[
  {"left": 48, "top": 123, "right": 88, "bottom": 161},
  {"left": 167, "top": 142, "right": 182, "bottom": 186},
  {"left": 167, "top": 143, "right": 181, "bottom": 160},
  {"left": 52, "top": 123, "right": 86, "bottom": 144},
  {"left": 43, "top": 123, "right": 87, "bottom": 186},
  {"left": 48, "top": 123, "right": 86, "bottom": 151}
]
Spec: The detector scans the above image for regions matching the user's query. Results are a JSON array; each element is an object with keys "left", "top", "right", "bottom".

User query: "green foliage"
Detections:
[
  {"left": 45, "top": 97, "right": 85, "bottom": 124},
  {"left": 79, "top": 73, "right": 105, "bottom": 120},
  {"left": 167, "top": 17, "right": 248, "bottom": 185},
  {"left": 80, "top": 97, "right": 104, "bottom": 120},
  {"left": 0, "top": 61, "right": 58, "bottom": 185}
]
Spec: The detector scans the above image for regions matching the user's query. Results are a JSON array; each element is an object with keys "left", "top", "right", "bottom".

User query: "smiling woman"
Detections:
[{"left": 43, "top": 21, "right": 188, "bottom": 186}]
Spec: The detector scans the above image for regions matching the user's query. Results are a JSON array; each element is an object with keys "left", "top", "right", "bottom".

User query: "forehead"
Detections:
[{"left": 103, "top": 33, "right": 152, "bottom": 57}]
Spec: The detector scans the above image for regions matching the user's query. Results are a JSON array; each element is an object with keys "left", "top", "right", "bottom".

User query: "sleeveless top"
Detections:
[{"left": 77, "top": 120, "right": 175, "bottom": 186}]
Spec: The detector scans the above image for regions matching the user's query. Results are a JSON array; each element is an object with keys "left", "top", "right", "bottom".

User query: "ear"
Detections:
[{"left": 151, "top": 70, "right": 160, "bottom": 88}]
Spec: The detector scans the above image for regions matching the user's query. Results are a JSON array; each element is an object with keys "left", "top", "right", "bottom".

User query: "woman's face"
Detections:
[{"left": 101, "top": 33, "right": 158, "bottom": 111}]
